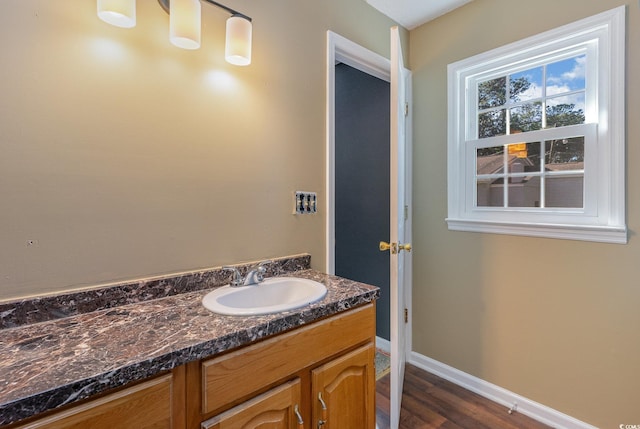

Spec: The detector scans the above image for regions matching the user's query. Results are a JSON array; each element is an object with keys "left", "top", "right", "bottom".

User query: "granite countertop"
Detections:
[{"left": 0, "top": 265, "right": 378, "bottom": 426}]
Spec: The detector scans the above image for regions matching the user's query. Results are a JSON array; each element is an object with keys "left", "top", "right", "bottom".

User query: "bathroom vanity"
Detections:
[{"left": 0, "top": 256, "right": 378, "bottom": 429}]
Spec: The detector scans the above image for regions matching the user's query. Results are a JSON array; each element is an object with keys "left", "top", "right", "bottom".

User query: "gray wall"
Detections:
[{"left": 335, "top": 63, "right": 390, "bottom": 340}]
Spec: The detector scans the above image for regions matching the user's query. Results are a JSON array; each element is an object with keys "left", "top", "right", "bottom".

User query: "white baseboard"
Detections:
[
  {"left": 409, "top": 351, "right": 598, "bottom": 429},
  {"left": 376, "top": 336, "right": 391, "bottom": 354}
]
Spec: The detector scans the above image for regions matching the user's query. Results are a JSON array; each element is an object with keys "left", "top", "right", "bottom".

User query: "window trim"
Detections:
[{"left": 446, "top": 6, "right": 626, "bottom": 244}]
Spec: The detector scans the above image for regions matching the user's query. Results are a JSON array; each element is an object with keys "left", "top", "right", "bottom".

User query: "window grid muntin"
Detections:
[
  {"left": 475, "top": 55, "right": 587, "bottom": 140},
  {"left": 472, "top": 125, "right": 590, "bottom": 211},
  {"left": 470, "top": 47, "right": 591, "bottom": 211},
  {"left": 467, "top": 46, "right": 591, "bottom": 142}
]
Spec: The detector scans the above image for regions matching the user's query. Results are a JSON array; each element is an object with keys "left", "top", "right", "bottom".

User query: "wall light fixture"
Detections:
[
  {"left": 98, "top": 0, "right": 136, "bottom": 28},
  {"left": 97, "top": 0, "right": 253, "bottom": 66}
]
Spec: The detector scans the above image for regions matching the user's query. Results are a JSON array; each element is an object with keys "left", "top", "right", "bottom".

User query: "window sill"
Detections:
[{"left": 446, "top": 218, "right": 627, "bottom": 244}]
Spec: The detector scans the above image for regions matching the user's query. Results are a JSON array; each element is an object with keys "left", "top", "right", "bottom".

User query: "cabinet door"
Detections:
[
  {"left": 311, "top": 343, "right": 375, "bottom": 429},
  {"left": 201, "top": 379, "right": 303, "bottom": 429},
  {"left": 15, "top": 374, "right": 177, "bottom": 429}
]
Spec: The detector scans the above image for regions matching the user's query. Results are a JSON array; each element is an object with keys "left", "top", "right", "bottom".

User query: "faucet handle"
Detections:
[
  {"left": 222, "top": 266, "right": 243, "bottom": 287},
  {"left": 255, "top": 260, "right": 273, "bottom": 281}
]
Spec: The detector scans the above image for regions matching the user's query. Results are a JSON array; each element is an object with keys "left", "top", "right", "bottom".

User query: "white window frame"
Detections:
[{"left": 447, "top": 6, "right": 626, "bottom": 244}]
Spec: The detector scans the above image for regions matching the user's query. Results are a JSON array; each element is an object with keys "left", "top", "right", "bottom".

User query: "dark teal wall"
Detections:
[{"left": 335, "top": 63, "right": 390, "bottom": 340}]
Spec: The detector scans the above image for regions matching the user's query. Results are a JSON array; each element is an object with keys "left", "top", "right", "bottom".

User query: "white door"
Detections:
[{"left": 389, "top": 25, "right": 411, "bottom": 429}]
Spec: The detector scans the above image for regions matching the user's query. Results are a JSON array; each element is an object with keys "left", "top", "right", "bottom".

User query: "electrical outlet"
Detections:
[{"left": 294, "top": 191, "right": 317, "bottom": 215}]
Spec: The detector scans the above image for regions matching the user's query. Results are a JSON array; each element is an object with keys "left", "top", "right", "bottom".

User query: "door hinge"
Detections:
[
  {"left": 404, "top": 102, "right": 409, "bottom": 117},
  {"left": 404, "top": 205, "right": 409, "bottom": 221},
  {"left": 404, "top": 308, "right": 409, "bottom": 323}
]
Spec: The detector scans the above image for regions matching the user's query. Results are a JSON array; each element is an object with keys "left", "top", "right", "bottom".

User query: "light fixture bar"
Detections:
[
  {"left": 157, "top": 0, "right": 251, "bottom": 22},
  {"left": 203, "top": 0, "right": 251, "bottom": 22}
]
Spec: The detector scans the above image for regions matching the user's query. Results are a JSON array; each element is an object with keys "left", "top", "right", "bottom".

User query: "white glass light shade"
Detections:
[
  {"left": 225, "top": 16, "right": 252, "bottom": 66},
  {"left": 170, "top": 0, "right": 201, "bottom": 50},
  {"left": 97, "top": 0, "right": 136, "bottom": 28}
]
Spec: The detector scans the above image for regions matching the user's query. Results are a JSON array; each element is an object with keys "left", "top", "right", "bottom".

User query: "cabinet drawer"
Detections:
[
  {"left": 16, "top": 374, "right": 176, "bottom": 429},
  {"left": 201, "top": 303, "right": 375, "bottom": 414},
  {"left": 201, "top": 379, "right": 302, "bottom": 429}
]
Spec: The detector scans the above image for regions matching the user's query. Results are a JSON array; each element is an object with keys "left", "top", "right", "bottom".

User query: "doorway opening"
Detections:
[{"left": 325, "top": 31, "right": 393, "bottom": 353}]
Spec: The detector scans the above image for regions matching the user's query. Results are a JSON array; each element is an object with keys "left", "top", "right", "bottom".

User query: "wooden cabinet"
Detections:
[
  {"left": 14, "top": 371, "right": 184, "bottom": 429},
  {"left": 201, "top": 344, "right": 375, "bottom": 429},
  {"left": 312, "top": 344, "right": 375, "bottom": 429},
  {"left": 194, "top": 305, "right": 376, "bottom": 429}
]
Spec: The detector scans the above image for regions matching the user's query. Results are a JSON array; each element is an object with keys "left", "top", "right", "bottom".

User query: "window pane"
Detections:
[
  {"left": 509, "top": 67, "right": 543, "bottom": 102},
  {"left": 477, "top": 146, "right": 504, "bottom": 175},
  {"left": 477, "top": 179, "right": 503, "bottom": 207},
  {"left": 510, "top": 102, "right": 542, "bottom": 133},
  {"left": 546, "top": 55, "right": 586, "bottom": 94},
  {"left": 478, "top": 109, "right": 506, "bottom": 138},
  {"left": 508, "top": 176, "right": 541, "bottom": 208},
  {"left": 546, "top": 93, "right": 585, "bottom": 127},
  {"left": 546, "top": 175, "right": 584, "bottom": 208},
  {"left": 545, "top": 137, "right": 584, "bottom": 169},
  {"left": 507, "top": 142, "right": 542, "bottom": 173},
  {"left": 478, "top": 77, "right": 506, "bottom": 109}
]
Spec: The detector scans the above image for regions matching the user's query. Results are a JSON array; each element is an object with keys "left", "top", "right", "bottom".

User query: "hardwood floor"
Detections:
[{"left": 376, "top": 364, "right": 552, "bottom": 429}]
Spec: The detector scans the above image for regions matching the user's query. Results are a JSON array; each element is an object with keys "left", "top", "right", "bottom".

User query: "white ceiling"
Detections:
[{"left": 366, "top": 0, "right": 474, "bottom": 30}]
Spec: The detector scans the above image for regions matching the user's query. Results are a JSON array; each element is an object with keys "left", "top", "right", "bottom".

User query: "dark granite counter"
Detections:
[{"left": 0, "top": 256, "right": 378, "bottom": 426}]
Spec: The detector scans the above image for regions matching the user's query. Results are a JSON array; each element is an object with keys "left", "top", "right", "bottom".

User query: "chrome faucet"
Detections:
[
  {"left": 244, "top": 260, "right": 273, "bottom": 285},
  {"left": 223, "top": 260, "right": 273, "bottom": 287}
]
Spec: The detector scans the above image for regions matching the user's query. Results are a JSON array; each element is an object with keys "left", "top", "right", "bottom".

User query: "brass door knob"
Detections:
[
  {"left": 398, "top": 243, "right": 412, "bottom": 253},
  {"left": 379, "top": 241, "right": 398, "bottom": 254}
]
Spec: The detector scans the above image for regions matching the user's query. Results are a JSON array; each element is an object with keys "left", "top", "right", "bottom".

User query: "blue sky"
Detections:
[
  {"left": 510, "top": 54, "right": 585, "bottom": 99},
  {"left": 509, "top": 54, "right": 586, "bottom": 111}
]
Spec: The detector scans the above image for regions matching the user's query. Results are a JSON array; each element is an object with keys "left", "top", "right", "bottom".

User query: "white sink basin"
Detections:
[{"left": 202, "top": 277, "right": 327, "bottom": 316}]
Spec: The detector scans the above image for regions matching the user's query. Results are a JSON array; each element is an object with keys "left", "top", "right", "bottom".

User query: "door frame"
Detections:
[{"left": 325, "top": 29, "right": 413, "bottom": 354}]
